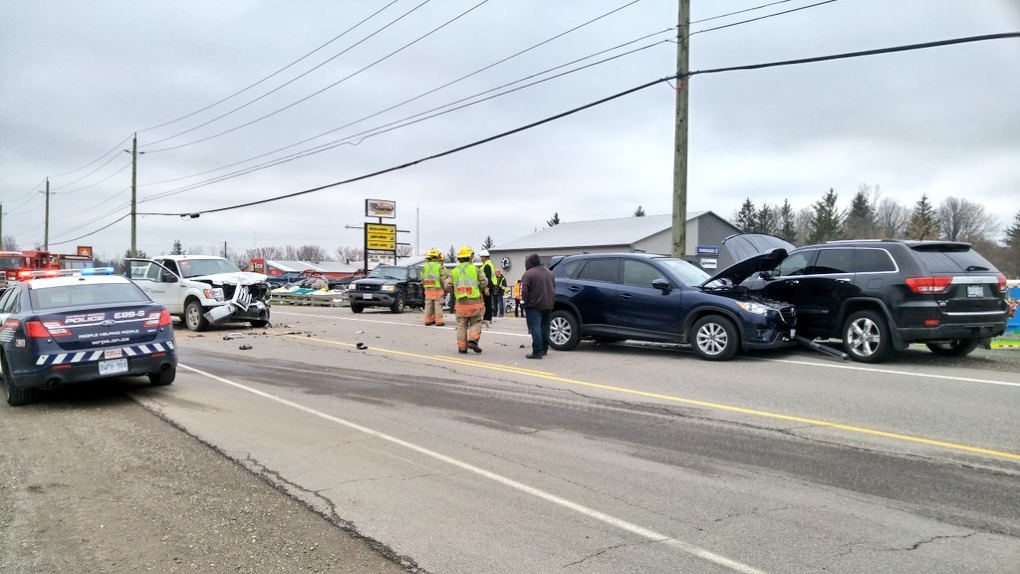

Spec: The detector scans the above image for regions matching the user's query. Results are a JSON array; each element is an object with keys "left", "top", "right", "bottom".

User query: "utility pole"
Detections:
[
  {"left": 0, "top": 201, "right": 3, "bottom": 248},
  {"left": 130, "top": 132, "right": 138, "bottom": 257},
  {"left": 671, "top": 0, "right": 690, "bottom": 258},
  {"left": 44, "top": 177, "right": 50, "bottom": 251}
]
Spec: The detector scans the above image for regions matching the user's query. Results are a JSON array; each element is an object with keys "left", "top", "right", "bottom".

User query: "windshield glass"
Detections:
[
  {"left": 0, "top": 256, "right": 26, "bottom": 270},
  {"left": 368, "top": 266, "right": 407, "bottom": 280},
  {"left": 655, "top": 257, "right": 711, "bottom": 286},
  {"left": 177, "top": 258, "right": 241, "bottom": 278}
]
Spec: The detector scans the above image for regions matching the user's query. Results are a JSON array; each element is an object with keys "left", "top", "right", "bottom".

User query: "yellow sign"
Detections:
[{"left": 365, "top": 223, "right": 396, "bottom": 250}]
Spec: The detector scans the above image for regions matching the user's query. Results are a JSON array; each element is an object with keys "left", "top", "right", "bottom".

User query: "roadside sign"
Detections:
[
  {"left": 365, "top": 223, "right": 397, "bottom": 250},
  {"left": 696, "top": 245, "right": 720, "bottom": 255}
]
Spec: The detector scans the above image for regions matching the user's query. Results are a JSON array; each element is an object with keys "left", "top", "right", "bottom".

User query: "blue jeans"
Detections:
[{"left": 525, "top": 308, "right": 551, "bottom": 356}]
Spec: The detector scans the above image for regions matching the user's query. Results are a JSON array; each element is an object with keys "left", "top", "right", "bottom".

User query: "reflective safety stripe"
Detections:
[
  {"left": 35, "top": 341, "right": 175, "bottom": 367},
  {"left": 422, "top": 261, "right": 443, "bottom": 289},
  {"left": 451, "top": 263, "right": 481, "bottom": 299}
]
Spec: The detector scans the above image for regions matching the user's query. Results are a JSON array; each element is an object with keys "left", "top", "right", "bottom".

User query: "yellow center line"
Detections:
[{"left": 289, "top": 335, "right": 1020, "bottom": 462}]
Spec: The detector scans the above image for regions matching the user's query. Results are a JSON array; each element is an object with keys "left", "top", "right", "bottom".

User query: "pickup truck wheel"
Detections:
[
  {"left": 184, "top": 300, "right": 210, "bottom": 331},
  {"left": 147, "top": 365, "right": 176, "bottom": 386},
  {"left": 2, "top": 353, "right": 35, "bottom": 406},
  {"left": 249, "top": 320, "right": 269, "bottom": 328},
  {"left": 390, "top": 293, "right": 405, "bottom": 314},
  {"left": 351, "top": 304, "right": 364, "bottom": 313}
]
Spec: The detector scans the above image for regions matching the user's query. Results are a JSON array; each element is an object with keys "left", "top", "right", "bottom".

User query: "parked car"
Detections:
[
  {"left": 726, "top": 234, "right": 1011, "bottom": 363},
  {"left": 266, "top": 272, "right": 307, "bottom": 287},
  {"left": 548, "top": 251, "right": 796, "bottom": 361},
  {"left": 348, "top": 265, "right": 424, "bottom": 313},
  {"left": 0, "top": 268, "right": 177, "bottom": 406}
]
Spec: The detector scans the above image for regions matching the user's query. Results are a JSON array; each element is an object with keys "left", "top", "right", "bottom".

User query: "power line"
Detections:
[
  {"left": 142, "top": 31, "right": 1019, "bottom": 218},
  {"left": 144, "top": 0, "right": 493, "bottom": 153},
  {"left": 142, "top": 0, "right": 431, "bottom": 148},
  {"left": 687, "top": 0, "right": 838, "bottom": 39},
  {"left": 689, "top": 0, "right": 794, "bottom": 25},
  {"left": 138, "top": 0, "right": 403, "bottom": 134}
]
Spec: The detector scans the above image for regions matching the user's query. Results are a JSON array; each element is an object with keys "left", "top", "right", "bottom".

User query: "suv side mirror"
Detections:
[{"left": 652, "top": 278, "right": 672, "bottom": 293}]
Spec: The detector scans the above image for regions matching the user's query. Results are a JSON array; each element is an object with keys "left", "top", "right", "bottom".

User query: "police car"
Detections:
[{"left": 0, "top": 268, "right": 177, "bottom": 406}]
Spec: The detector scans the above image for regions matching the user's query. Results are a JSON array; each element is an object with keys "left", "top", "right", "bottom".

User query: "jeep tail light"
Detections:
[
  {"left": 905, "top": 276, "right": 952, "bottom": 294},
  {"left": 26, "top": 320, "right": 72, "bottom": 338}
]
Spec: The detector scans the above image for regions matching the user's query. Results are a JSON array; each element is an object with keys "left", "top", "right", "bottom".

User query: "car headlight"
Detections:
[
  {"left": 380, "top": 285, "right": 396, "bottom": 293},
  {"left": 203, "top": 288, "right": 225, "bottom": 301},
  {"left": 736, "top": 301, "right": 771, "bottom": 315}
]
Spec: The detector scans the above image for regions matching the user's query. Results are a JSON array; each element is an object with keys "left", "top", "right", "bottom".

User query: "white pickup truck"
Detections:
[{"left": 127, "top": 256, "right": 271, "bottom": 331}]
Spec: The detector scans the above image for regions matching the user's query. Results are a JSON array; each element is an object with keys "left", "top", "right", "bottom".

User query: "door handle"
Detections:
[
  {"left": 568, "top": 285, "right": 581, "bottom": 292},
  {"left": 786, "top": 280, "right": 799, "bottom": 285},
  {"left": 836, "top": 278, "right": 851, "bottom": 283},
  {"left": 619, "top": 293, "right": 632, "bottom": 301}
]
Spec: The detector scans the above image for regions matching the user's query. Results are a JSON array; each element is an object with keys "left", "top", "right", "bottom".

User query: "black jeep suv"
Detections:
[
  {"left": 348, "top": 265, "right": 424, "bottom": 313},
  {"left": 727, "top": 234, "right": 1010, "bottom": 363}
]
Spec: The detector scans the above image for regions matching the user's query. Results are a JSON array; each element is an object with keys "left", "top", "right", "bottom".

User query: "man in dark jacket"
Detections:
[{"left": 520, "top": 253, "right": 555, "bottom": 359}]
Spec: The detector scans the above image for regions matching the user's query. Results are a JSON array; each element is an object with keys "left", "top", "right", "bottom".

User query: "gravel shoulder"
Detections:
[{"left": 0, "top": 385, "right": 412, "bottom": 574}]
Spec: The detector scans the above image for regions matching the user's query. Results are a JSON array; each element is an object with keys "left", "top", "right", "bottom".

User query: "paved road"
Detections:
[{"left": 3, "top": 308, "right": 1019, "bottom": 573}]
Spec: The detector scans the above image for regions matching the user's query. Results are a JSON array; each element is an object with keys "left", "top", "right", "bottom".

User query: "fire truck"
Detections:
[{"left": 0, "top": 250, "right": 93, "bottom": 290}]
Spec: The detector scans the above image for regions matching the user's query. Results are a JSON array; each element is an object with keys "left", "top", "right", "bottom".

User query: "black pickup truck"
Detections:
[{"left": 347, "top": 264, "right": 425, "bottom": 313}]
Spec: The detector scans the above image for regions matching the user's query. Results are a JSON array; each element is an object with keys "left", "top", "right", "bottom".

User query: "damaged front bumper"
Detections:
[{"left": 204, "top": 284, "right": 271, "bottom": 324}]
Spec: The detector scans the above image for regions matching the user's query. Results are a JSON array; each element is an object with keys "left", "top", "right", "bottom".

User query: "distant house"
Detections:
[{"left": 490, "top": 212, "right": 739, "bottom": 283}]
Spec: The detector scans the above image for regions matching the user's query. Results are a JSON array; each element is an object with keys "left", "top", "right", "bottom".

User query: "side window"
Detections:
[
  {"left": 855, "top": 248, "right": 896, "bottom": 273},
  {"left": 811, "top": 248, "right": 853, "bottom": 274},
  {"left": 0, "top": 286, "right": 20, "bottom": 314},
  {"left": 580, "top": 259, "right": 619, "bottom": 283},
  {"left": 560, "top": 259, "right": 585, "bottom": 279},
  {"left": 159, "top": 260, "right": 181, "bottom": 276},
  {"left": 622, "top": 260, "right": 665, "bottom": 288},
  {"left": 778, "top": 251, "right": 816, "bottom": 276},
  {"left": 409, "top": 267, "right": 421, "bottom": 281}
]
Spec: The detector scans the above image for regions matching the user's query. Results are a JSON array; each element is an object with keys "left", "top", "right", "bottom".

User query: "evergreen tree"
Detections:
[
  {"left": 734, "top": 198, "right": 757, "bottom": 233},
  {"left": 756, "top": 204, "right": 778, "bottom": 235},
  {"left": 447, "top": 245, "right": 457, "bottom": 263},
  {"left": 906, "top": 194, "right": 939, "bottom": 240},
  {"left": 170, "top": 239, "right": 185, "bottom": 255},
  {"left": 634, "top": 205, "right": 645, "bottom": 217},
  {"left": 808, "top": 188, "right": 844, "bottom": 244},
  {"left": 481, "top": 236, "right": 495, "bottom": 250},
  {"left": 778, "top": 200, "right": 797, "bottom": 244},
  {"left": 843, "top": 188, "right": 876, "bottom": 239},
  {"left": 546, "top": 213, "right": 560, "bottom": 227}
]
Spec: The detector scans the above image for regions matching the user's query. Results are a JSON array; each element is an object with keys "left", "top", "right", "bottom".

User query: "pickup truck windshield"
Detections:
[{"left": 175, "top": 258, "right": 242, "bottom": 278}]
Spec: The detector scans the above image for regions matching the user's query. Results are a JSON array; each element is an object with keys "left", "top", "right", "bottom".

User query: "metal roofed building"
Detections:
[{"left": 489, "top": 212, "right": 739, "bottom": 282}]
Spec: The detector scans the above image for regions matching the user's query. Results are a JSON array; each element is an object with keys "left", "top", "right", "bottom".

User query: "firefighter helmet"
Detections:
[
  {"left": 427, "top": 248, "right": 443, "bottom": 261},
  {"left": 457, "top": 246, "right": 474, "bottom": 260}
]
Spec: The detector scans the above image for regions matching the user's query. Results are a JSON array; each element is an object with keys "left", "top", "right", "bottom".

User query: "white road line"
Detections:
[
  {"left": 274, "top": 310, "right": 531, "bottom": 337},
  {"left": 758, "top": 358, "right": 1020, "bottom": 388},
  {"left": 179, "top": 363, "right": 769, "bottom": 574}
]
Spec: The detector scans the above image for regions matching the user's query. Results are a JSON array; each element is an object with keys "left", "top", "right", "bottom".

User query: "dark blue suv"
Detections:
[{"left": 548, "top": 252, "right": 796, "bottom": 361}]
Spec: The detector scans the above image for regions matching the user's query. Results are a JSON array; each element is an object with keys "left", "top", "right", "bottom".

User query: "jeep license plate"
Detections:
[
  {"left": 967, "top": 285, "right": 983, "bottom": 298},
  {"left": 99, "top": 358, "right": 128, "bottom": 375},
  {"left": 363, "top": 294, "right": 373, "bottom": 299}
]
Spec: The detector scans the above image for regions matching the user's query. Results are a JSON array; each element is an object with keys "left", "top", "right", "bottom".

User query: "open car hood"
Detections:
[{"left": 701, "top": 247, "right": 788, "bottom": 287}]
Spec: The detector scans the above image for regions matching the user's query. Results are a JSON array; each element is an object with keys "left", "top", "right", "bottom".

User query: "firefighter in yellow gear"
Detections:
[
  {"left": 443, "top": 245, "right": 488, "bottom": 354},
  {"left": 421, "top": 248, "right": 450, "bottom": 326}
]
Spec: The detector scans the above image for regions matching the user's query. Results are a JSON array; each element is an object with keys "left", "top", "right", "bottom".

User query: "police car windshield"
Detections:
[
  {"left": 177, "top": 258, "right": 242, "bottom": 278},
  {"left": 30, "top": 283, "right": 150, "bottom": 310}
]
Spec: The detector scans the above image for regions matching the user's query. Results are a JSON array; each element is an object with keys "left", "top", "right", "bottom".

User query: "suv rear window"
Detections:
[{"left": 910, "top": 245, "right": 998, "bottom": 273}]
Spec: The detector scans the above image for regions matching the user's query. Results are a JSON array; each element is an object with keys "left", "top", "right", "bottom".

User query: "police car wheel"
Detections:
[
  {"left": 147, "top": 366, "right": 176, "bottom": 386},
  {"left": 2, "top": 353, "right": 35, "bottom": 406}
]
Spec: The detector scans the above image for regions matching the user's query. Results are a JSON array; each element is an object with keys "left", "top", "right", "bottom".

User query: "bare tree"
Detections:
[
  {"left": 794, "top": 207, "right": 814, "bottom": 246},
  {"left": 396, "top": 244, "right": 413, "bottom": 257},
  {"left": 335, "top": 245, "right": 363, "bottom": 263},
  {"left": 937, "top": 197, "right": 1000, "bottom": 242},
  {"left": 875, "top": 197, "right": 907, "bottom": 239},
  {"left": 2, "top": 235, "right": 18, "bottom": 250},
  {"left": 289, "top": 244, "right": 330, "bottom": 262},
  {"left": 247, "top": 246, "right": 282, "bottom": 260}
]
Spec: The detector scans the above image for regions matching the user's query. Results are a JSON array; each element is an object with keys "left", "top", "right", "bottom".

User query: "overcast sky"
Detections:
[{"left": 2, "top": 0, "right": 1018, "bottom": 262}]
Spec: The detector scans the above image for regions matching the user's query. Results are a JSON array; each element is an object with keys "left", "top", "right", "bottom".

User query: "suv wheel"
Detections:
[
  {"left": 390, "top": 293, "right": 405, "bottom": 313},
  {"left": 549, "top": 310, "right": 580, "bottom": 351},
  {"left": 350, "top": 304, "right": 364, "bottom": 313},
  {"left": 926, "top": 339, "right": 979, "bottom": 358},
  {"left": 842, "top": 310, "right": 893, "bottom": 363},
  {"left": 184, "top": 300, "right": 210, "bottom": 332},
  {"left": 691, "top": 315, "right": 738, "bottom": 361}
]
